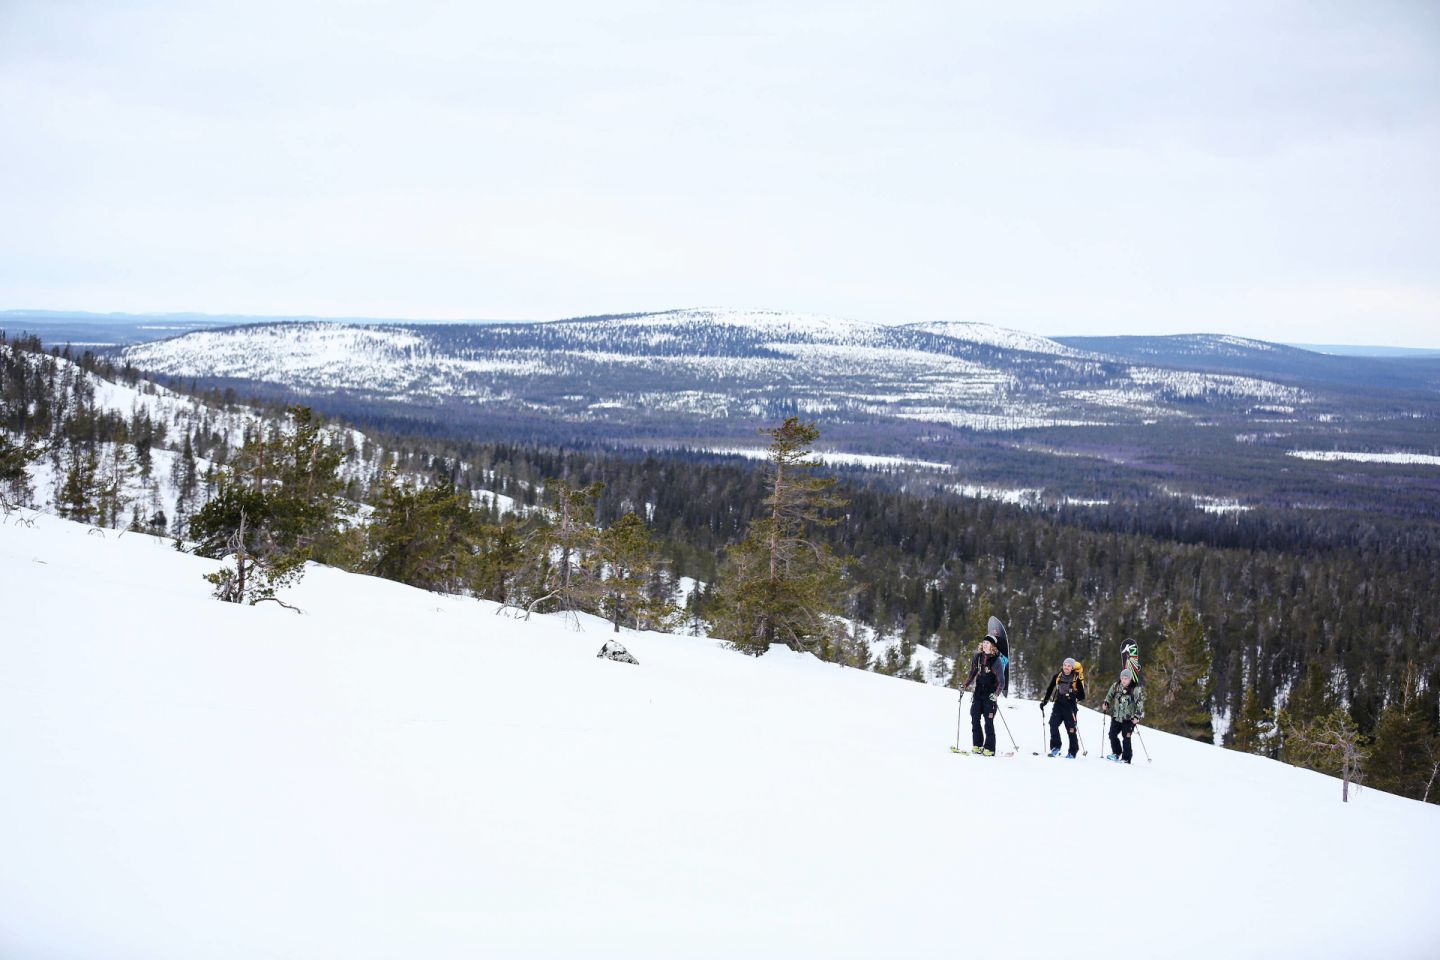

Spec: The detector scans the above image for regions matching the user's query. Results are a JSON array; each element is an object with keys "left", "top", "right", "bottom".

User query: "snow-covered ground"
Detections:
[
  {"left": 2, "top": 513, "right": 1437, "bottom": 960},
  {"left": 1288, "top": 450, "right": 1440, "bottom": 466},
  {"left": 707, "top": 446, "right": 954, "bottom": 471}
]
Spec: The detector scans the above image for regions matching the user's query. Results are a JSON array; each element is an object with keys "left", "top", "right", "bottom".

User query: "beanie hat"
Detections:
[
  {"left": 1063, "top": 657, "right": 1076, "bottom": 669},
  {"left": 1121, "top": 668, "right": 1134, "bottom": 682}
]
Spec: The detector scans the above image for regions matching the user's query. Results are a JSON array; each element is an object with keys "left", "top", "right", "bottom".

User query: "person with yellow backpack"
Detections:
[{"left": 1040, "top": 657, "right": 1086, "bottom": 758}]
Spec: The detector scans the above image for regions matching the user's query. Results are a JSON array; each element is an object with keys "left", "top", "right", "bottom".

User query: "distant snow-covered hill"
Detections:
[
  {"left": 2, "top": 512, "right": 1437, "bottom": 959},
  {"left": 1055, "top": 332, "right": 1440, "bottom": 390},
  {"left": 121, "top": 308, "right": 1313, "bottom": 440}
]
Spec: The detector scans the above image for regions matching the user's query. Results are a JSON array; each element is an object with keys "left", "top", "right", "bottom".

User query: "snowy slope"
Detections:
[
  {"left": 2, "top": 514, "right": 1437, "bottom": 960},
  {"left": 905, "top": 320, "right": 1094, "bottom": 358}
]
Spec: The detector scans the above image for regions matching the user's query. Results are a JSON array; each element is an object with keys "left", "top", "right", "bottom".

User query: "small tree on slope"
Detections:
[
  {"left": 1285, "top": 708, "right": 1369, "bottom": 802},
  {"left": 708, "top": 418, "right": 848, "bottom": 656}
]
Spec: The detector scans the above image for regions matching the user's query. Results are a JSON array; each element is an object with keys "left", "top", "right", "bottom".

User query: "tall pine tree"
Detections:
[
  {"left": 708, "top": 418, "right": 848, "bottom": 656},
  {"left": 1148, "top": 605, "right": 1215, "bottom": 743}
]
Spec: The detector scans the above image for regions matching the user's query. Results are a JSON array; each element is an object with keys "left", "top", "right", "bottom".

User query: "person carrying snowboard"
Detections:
[
  {"left": 1102, "top": 667, "right": 1145, "bottom": 763},
  {"left": 1040, "top": 657, "right": 1086, "bottom": 758},
  {"left": 963, "top": 636, "right": 1005, "bottom": 755}
]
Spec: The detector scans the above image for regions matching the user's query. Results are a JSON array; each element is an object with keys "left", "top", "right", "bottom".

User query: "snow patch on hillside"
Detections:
[
  {"left": 1288, "top": 450, "right": 1440, "bottom": 466},
  {"left": 707, "top": 447, "right": 953, "bottom": 471},
  {"left": 908, "top": 321, "right": 1094, "bottom": 358}
]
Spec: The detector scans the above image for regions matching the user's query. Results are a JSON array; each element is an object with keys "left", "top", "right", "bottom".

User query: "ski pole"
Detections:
[
  {"left": 995, "top": 701, "right": 1019, "bottom": 753},
  {"left": 1136, "top": 726, "right": 1152, "bottom": 764},
  {"left": 1075, "top": 706, "right": 1087, "bottom": 757},
  {"left": 955, "top": 691, "right": 966, "bottom": 752},
  {"left": 1099, "top": 712, "right": 1107, "bottom": 759},
  {"left": 1036, "top": 705, "right": 1045, "bottom": 756}
]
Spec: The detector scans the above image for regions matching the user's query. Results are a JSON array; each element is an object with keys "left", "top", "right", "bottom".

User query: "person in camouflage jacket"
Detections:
[{"left": 1103, "top": 668, "right": 1145, "bottom": 763}]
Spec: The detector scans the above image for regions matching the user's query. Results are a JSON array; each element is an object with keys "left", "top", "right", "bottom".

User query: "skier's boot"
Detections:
[{"left": 1048, "top": 747, "right": 1061, "bottom": 757}]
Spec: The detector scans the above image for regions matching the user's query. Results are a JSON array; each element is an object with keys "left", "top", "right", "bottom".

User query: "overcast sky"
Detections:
[{"left": 2, "top": 1, "right": 1437, "bottom": 346}]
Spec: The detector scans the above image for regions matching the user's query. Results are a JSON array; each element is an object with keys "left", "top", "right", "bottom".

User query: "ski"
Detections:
[{"left": 949, "top": 746, "right": 1017, "bottom": 758}]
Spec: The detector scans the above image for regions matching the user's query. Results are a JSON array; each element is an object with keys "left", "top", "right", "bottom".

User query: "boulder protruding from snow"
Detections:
[{"left": 596, "top": 639, "right": 638, "bottom": 665}]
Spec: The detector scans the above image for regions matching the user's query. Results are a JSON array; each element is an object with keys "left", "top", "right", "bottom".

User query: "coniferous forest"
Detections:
[{"left": 3, "top": 332, "right": 1438, "bottom": 803}]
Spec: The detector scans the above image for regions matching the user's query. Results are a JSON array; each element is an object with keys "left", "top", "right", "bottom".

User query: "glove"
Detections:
[{"left": 1039, "top": 702, "right": 1046, "bottom": 711}]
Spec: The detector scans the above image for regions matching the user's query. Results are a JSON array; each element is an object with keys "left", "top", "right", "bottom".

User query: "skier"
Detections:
[
  {"left": 1040, "top": 657, "right": 1086, "bottom": 758},
  {"left": 963, "top": 636, "right": 1005, "bottom": 755},
  {"left": 1102, "top": 668, "right": 1146, "bottom": 763}
]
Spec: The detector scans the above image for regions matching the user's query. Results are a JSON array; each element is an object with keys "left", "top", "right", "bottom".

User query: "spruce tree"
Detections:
[
  {"left": 708, "top": 418, "right": 848, "bottom": 656},
  {"left": 1148, "top": 605, "right": 1215, "bottom": 743},
  {"left": 1227, "top": 674, "right": 1272, "bottom": 755},
  {"left": 1367, "top": 665, "right": 1437, "bottom": 801}
]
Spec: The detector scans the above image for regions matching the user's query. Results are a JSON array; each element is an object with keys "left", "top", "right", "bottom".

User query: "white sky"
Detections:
[{"left": 2, "top": 1, "right": 1437, "bottom": 346}]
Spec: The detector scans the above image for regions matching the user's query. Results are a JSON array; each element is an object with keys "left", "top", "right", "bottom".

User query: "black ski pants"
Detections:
[
  {"left": 1048, "top": 698, "right": 1079, "bottom": 756},
  {"left": 1108, "top": 717, "right": 1135, "bottom": 763},
  {"left": 970, "top": 693, "right": 996, "bottom": 752}
]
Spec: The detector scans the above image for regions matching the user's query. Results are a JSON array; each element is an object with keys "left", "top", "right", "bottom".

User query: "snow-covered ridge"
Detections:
[
  {"left": 3, "top": 513, "right": 1436, "bottom": 959},
  {"left": 905, "top": 320, "right": 1094, "bottom": 358},
  {"left": 566, "top": 307, "right": 886, "bottom": 342},
  {"left": 118, "top": 310, "right": 1315, "bottom": 447},
  {"left": 1288, "top": 449, "right": 1440, "bottom": 466}
]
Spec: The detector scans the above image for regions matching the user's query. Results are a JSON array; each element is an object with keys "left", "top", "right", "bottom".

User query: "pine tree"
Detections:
[
  {"left": 1286, "top": 658, "right": 1339, "bottom": 725},
  {"left": 474, "top": 518, "right": 526, "bottom": 604},
  {"left": 596, "top": 511, "right": 668, "bottom": 632},
  {"left": 0, "top": 432, "right": 38, "bottom": 511},
  {"left": 1147, "top": 605, "right": 1215, "bottom": 743},
  {"left": 189, "top": 408, "right": 349, "bottom": 604},
  {"left": 1226, "top": 673, "right": 1277, "bottom": 756},
  {"left": 708, "top": 418, "right": 848, "bottom": 656},
  {"left": 1285, "top": 708, "right": 1369, "bottom": 802},
  {"left": 190, "top": 482, "right": 303, "bottom": 604},
  {"left": 1367, "top": 664, "right": 1437, "bottom": 801},
  {"left": 56, "top": 444, "right": 99, "bottom": 523},
  {"left": 366, "top": 472, "right": 480, "bottom": 593},
  {"left": 509, "top": 480, "right": 605, "bottom": 619}
]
